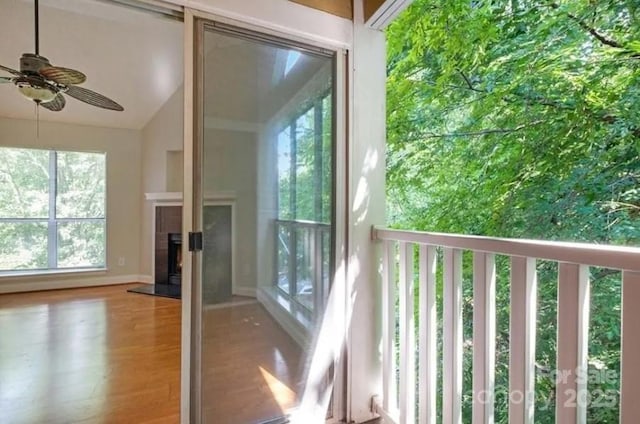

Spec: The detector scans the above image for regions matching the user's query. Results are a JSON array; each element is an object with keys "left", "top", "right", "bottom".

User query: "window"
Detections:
[
  {"left": 276, "top": 93, "right": 333, "bottom": 314},
  {"left": 0, "top": 147, "right": 106, "bottom": 272}
]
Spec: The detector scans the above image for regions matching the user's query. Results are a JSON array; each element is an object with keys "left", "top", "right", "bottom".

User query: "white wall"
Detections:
[
  {"left": 140, "top": 87, "right": 184, "bottom": 278},
  {"left": 203, "top": 127, "right": 258, "bottom": 294},
  {"left": 256, "top": 126, "right": 277, "bottom": 292},
  {"left": 347, "top": 2, "right": 387, "bottom": 421},
  {"left": 0, "top": 117, "right": 143, "bottom": 292}
]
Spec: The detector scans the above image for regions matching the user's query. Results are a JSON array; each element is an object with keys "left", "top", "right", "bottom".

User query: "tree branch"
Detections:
[
  {"left": 423, "top": 120, "right": 544, "bottom": 138},
  {"left": 457, "top": 69, "right": 485, "bottom": 93},
  {"left": 549, "top": 2, "right": 639, "bottom": 59},
  {"left": 591, "top": 268, "right": 619, "bottom": 282}
]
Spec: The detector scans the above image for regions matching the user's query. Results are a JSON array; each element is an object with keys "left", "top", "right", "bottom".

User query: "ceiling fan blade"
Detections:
[
  {"left": 0, "top": 76, "right": 14, "bottom": 83},
  {"left": 39, "top": 66, "right": 87, "bottom": 85},
  {"left": 64, "top": 85, "right": 124, "bottom": 111},
  {"left": 0, "top": 64, "right": 22, "bottom": 76},
  {"left": 40, "top": 93, "right": 66, "bottom": 112}
]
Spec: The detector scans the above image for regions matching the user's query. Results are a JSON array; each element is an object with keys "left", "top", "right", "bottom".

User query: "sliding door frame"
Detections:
[{"left": 182, "top": 7, "right": 349, "bottom": 424}]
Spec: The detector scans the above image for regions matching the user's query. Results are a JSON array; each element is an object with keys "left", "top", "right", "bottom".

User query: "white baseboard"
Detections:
[
  {"left": 233, "top": 286, "right": 257, "bottom": 297},
  {"left": 138, "top": 274, "right": 154, "bottom": 284},
  {"left": 0, "top": 274, "right": 152, "bottom": 294}
]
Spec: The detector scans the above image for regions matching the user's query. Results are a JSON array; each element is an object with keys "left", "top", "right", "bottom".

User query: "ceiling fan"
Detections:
[{"left": 0, "top": 0, "right": 124, "bottom": 112}]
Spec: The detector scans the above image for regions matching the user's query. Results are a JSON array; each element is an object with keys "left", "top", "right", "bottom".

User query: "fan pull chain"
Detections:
[{"left": 35, "top": 103, "right": 40, "bottom": 141}]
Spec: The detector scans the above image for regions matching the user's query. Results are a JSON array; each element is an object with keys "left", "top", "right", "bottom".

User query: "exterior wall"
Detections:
[
  {"left": 0, "top": 117, "right": 143, "bottom": 292},
  {"left": 347, "top": 1, "right": 387, "bottom": 421}
]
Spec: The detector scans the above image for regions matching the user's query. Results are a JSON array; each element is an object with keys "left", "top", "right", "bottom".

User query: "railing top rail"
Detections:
[
  {"left": 276, "top": 219, "right": 331, "bottom": 228},
  {"left": 373, "top": 226, "right": 640, "bottom": 272}
]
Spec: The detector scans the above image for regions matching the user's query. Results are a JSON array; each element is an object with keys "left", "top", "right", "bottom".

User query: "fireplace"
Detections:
[
  {"left": 168, "top": 233, "right": 182, "bottom": 285},
  {"left": 128, "top": 205, "right": 182, "bottom": 299}
]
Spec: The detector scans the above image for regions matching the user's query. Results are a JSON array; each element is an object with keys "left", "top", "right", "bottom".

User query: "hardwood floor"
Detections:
[
  {"left": 202, "top": 302, "right": 303, "bottom": 424},
  {"left": 0, "top": 284, "right": 181, "bottom": 424},
  {"left": 0, "top": 285, "right": 304, "bottom": 424}
]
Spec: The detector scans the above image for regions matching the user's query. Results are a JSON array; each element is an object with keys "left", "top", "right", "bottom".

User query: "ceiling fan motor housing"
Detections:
[
  {"left": 16, "top": 54, "right": 57, "bottom": 103},
  {"left": 20, "top": 53, "right": 51, "bottom": 75}
]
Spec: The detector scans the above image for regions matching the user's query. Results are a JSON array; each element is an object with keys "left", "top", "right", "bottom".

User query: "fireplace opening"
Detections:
[{"left": 168, "top": 233, "right": 182, "bottom": 285}]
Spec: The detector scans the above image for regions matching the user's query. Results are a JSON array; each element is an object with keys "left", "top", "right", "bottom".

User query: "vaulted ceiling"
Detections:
[
  {"left": 0, "top": 0, "right": 183, "bottom": 130},
  {"left": 0, "top": 0, "right": 343, "bottom": 131}
]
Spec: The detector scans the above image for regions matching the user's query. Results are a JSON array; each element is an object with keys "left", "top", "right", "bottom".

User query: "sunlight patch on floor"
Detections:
[{"left": 259, "top": 366, "right": 297, "bottom": 411}]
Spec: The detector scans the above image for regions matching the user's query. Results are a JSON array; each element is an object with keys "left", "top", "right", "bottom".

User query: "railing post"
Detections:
[
  {"left": 621, "top": 271, "right": 640, "bottom": 423},
  {"left": 509, "top": 256, "right": 537, "bottom": 424},
  {"left": 443, "top": 248, "right": 463, "bottom": 424},
  {"left": 419, "top": 245, "right": 437, "bottom": 424},
  {"left": 312, "top": 226, "right": 322, "bottom": 316},
  {"left": 398, "top": 241, "right": 416, "bottom": 424},
  {"left": 472, "top": 252, "right": 496, "bottom": 424},
  {"left": 556, "top": 263, "right": 590, "bottom": 424},
  {"left": 382, "top": 240, "right": 398, "bottom": 413}
]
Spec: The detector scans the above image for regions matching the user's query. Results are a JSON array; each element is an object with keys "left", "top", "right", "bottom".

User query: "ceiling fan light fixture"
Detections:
[
  {"left": 17, "top": 83, "right": 57, "bottom": 103},
  {"left": 0, "top": 0, "right": 124, "bottom": 112}
]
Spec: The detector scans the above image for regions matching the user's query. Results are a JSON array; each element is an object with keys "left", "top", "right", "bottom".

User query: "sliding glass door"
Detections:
[{"left": 186, "top": 13, "right": 341, "bottom": 423}]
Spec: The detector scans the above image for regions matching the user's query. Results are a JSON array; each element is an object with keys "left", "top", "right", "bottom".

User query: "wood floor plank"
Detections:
[
  {"left": 0, "top": 284, "right": 181, "bottom": 424},
  {"left": 0, "top": 285, "right": 305, "bottom": 424},
  {"left": 201, "top": 303, "right": 304, "bottom": 424}
]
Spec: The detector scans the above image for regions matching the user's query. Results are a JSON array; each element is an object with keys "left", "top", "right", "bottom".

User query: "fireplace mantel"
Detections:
[
  {"left": 145, "top": 192, "right": 182, "bottom": 202},
  {"left": 145, "top": 191, "right": 237, "bottom": 202}
]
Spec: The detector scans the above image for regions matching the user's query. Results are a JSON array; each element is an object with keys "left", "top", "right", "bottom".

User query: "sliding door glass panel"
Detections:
[
  {"left": 201, "top": 205, "right": 232, "bottom": 304},
  {"left": 277, "top": 127, "right": 292, "bottom": 221},
  {"left": 197, "top": 22, "right": 335, "bottom": 423}
]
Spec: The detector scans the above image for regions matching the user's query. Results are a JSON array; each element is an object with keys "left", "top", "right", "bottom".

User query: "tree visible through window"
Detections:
[
  {"left": 276, "top": 93, "right": 333, "bottom": 313},
  {"left": 0, "top": 147, "right": 106, "bottom": 271}
]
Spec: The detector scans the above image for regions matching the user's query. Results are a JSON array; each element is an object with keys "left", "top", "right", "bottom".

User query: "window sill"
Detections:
[{"left": 0, "top": 268, "right": 107, "bottom": 279}]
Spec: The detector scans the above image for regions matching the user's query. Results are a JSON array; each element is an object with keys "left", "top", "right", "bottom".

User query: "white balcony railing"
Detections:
[
  {"left": 371, "top": 226, "right": 640, "bottom": 424},
  {"left": 275, "top": 219, "right": 332, "bottom": 316}
]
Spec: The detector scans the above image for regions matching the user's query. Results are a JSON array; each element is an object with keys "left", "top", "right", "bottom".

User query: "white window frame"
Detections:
[
  {"left": 0, "top": 148, "right": 107, "bottom": 273},
  {"left": 275, "top": 91, "right": 334, "bottom": 315}
]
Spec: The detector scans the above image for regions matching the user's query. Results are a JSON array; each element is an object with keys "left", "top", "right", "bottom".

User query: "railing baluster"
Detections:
[
  {"left": 443, "top": 248, "right": 463, "bottom": 424},
  {"left": 621, "top": 271, "right": 640, "bottom": 423},
  {"left": 419, "top": 245, "right": 437, "bottom": 424},
  {"left": 556, "top": 263, "right": 590, "bottom": 424},
  {"left": 472, "top": 252, "right": 496, "bottom": 424},
  {"left": 382, "top": 240, "right": 398, "bottom": 413},
  {"left": 373, "top": 226, "right": 640, "bottom": 424},
  {"left": 509, "top": 256, "right": 537, "bottom": 424},
  {"left": 398, "top": 241, "right": 415, "bottom": 424},
  {"left": 311, "top": 227, "right": 322, "bottom": 318}
]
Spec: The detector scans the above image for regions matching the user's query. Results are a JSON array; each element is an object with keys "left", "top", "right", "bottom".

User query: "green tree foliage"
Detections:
[
  {"left": 0, "top": 148, "right": 106, "bottom": 270},
  {"left": 386, "top": 0, "right": 638, "bottom": 422},
  {"left": 276, "top": 93, "right": 333, "bottom": 309}
]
